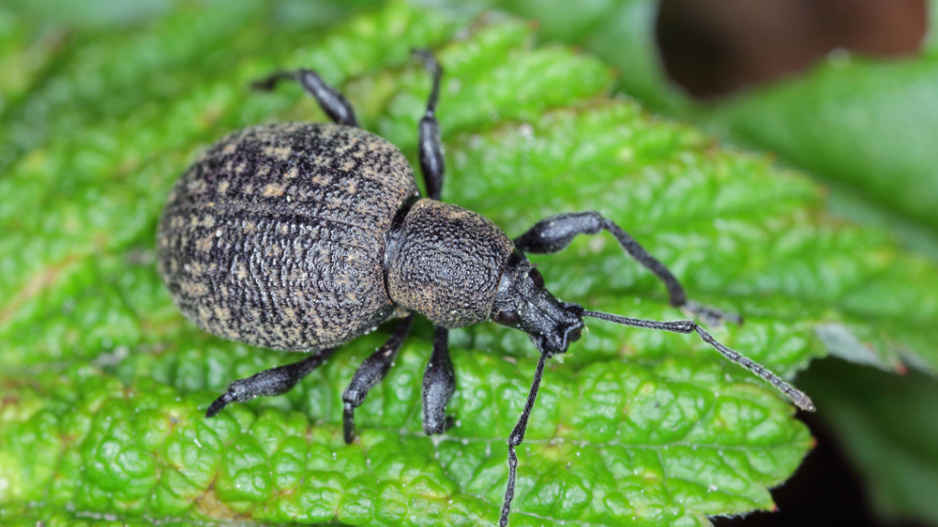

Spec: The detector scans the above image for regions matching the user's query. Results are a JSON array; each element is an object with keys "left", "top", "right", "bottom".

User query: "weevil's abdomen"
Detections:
[{"left": 157, "top": 123, "right": 419, "bottom": 351}]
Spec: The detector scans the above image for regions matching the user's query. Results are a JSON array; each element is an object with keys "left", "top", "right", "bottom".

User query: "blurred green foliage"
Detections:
[{"left": 491, "top": 0, "right": 938, "bottom": 256}]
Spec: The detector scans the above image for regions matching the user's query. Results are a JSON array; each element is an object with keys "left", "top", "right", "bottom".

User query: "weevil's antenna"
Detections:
[
  {"left": 499, "top": 350, "right": 549, "bottom": 526},
  {"left": 583, "top": 310, "right": 815, "bottom": 412}
]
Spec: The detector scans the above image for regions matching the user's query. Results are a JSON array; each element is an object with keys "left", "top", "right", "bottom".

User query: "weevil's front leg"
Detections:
[
  {"left": 499, "top": 351, "right": 550, "bottom": 527},
  {"left": 422, "top": 326, "right": 455, "bottom": 435},
  {"left": 252, "top": 69, "right": 359, "bottom": 127},
  {"left": 413, "top": 49, "right": 445, "bottom": 201},
  {"left": 342, "top": 314, "right": 415, "bottom": 443},
  {"left": 206, "top": 346, "right": 337, "bottom": 417},
  {"left": 513, "top": 211, "right": 741, "bottom": 326}
]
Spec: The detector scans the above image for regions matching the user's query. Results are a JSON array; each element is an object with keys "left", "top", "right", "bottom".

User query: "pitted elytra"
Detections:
[
  {"left": 156, "top": 50, "right": 814, "bottom": 527},
  {"left": 158, "top": 123, "right": 419, "bottom": 351}
]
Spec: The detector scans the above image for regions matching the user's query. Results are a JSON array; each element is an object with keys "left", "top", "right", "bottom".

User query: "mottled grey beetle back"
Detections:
[{"left": 157, "top": 122, "right": 419, "bottom": 351}]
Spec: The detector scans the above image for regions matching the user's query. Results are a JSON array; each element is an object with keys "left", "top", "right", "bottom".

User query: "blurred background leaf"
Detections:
[{"left": 488, "top": 0, "right": 938, "bottom": 257}]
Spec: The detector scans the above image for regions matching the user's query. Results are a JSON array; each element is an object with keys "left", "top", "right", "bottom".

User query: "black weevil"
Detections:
[{"left": 156, "top": 51, "right": 814, "bottom": 526}]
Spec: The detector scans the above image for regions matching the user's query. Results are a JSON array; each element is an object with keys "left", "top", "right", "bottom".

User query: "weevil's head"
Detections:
[{"left": 491, "top": 250, "right": 584, "bottom": 356}]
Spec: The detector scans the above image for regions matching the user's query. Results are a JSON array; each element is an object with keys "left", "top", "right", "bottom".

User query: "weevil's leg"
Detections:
[
  {"left": 205, "top": 346, "right": 337, "bottom": 417},
  {"left": 251, "top": 69, "right": 358, "bottom": 127},
  {"left": 513, "top": 211, "right": 741, "bottom": 326},
  {"left": 582, "top": 310, "right": 815, "bottom": 411},
  {"left": 422, "top": 326, "right": 455, "bottom": 435},
  {"left": 413, "top": 49, "right": 445, "bottom": 200},
  {"left": 499, "top": 351, "right": 550, "bottom": 527},
  {"left": 342, "top": 314, "right": 415, "bottom": 443}
]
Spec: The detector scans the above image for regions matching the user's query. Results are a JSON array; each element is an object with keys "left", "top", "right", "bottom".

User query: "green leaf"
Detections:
[
  {"left": 480, "top": 1, "right": 938, "bottom": 523},
  {"left": 2, "top": 1, "right": 937, "bottom": 526},
  {"left": 491, "top": 0, "right": 938, "bottom": 256},
  {"left": 705, "top": 54, "right": 938, "bottom": 251}
]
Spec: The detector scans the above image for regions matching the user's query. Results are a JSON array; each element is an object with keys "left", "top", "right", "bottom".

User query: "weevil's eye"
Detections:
[
  {"left": 568, "top": 328, "right": 582, "bottom": 343},
  {"left": 528, "top": 268, "right": 545, "bottom": 289},
  {"left": 493, "top": 310, "right": 521, "bottom": 327}
]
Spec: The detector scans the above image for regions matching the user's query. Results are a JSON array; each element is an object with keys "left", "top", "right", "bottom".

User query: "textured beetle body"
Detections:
[
  {"left": 158, "top": 56, "right": 814, "bottom": 527},
  {"left": 157, "top": 122, "right": 419, "bottom": 351}
]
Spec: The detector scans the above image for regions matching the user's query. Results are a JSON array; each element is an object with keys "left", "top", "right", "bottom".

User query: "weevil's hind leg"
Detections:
[
  {"left": 499, "top": 351, "right": 550, "bottom": 527},
  {"left": 513, "top": 211, "right": 742, "bottom": 326},
  {"left": 252, "top": 70, "right": 359, "bottom": 127},
  {"left": 205, "top": 346, "right": 337, "bottom": 418},
  {"left": 342, "top": 314, "right": 415, "bottom": 443},
  {"left": 422, "top": 326, "right": 456, "bottom": 435},
  {"left": 413, "top": 49, "right": 445, "bottom": 200}
]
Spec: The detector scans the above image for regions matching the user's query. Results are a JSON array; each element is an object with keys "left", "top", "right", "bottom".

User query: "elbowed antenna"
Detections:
[{"left": 583, "top": 310, "right": 815, "bottom": 412}]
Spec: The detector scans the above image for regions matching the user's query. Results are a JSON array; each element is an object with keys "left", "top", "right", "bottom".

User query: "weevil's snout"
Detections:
[
  {"left": 491, "top": 251, "right": 585, "bottom": 356},
  {"left": 531, "top": 300, "right": 584, "bottom": 354},
  {"left": 529, "top": 313, "right": 583, "bottom": 356}
]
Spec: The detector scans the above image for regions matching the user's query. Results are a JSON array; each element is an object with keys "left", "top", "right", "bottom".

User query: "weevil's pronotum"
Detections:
[{"left": 156, "top": 51, "right": 814, "bottom": 526}]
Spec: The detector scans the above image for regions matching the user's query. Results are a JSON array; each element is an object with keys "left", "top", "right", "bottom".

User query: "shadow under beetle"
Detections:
[{"left": 156, "top": 50, "right": 815, "bottom": 526}]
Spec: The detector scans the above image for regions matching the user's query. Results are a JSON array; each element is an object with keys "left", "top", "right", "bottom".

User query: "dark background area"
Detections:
[{"left": 656, "top": 0, "right": 926, "bottom": 99}]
